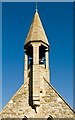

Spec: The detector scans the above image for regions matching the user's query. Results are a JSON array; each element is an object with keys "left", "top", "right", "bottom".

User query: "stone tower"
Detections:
[
  {"left": 24, "top": 10, "right": 50, "bottom": 109},
  {"left": 0, "top": 10, "right": 75, "bottom": 119}
]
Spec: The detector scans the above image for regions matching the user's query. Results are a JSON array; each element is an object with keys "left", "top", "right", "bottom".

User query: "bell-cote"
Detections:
[{"left": 24, "top": 10, "right": 50, "bottom": 109}]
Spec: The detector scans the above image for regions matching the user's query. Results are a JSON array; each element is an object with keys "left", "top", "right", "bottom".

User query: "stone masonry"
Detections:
[{"left": 0, "top": 10, "right": 75, "bottom": 119}]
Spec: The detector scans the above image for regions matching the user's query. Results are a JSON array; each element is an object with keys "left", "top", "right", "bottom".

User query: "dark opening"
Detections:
[
  {"left": 47, "top": 115, "right": 53, "bottom": 120},
  {"left": 22, "top": 116, "right": 28, "bottom": 120},
  {"left": 39, "top": 45, "right": 46, "bottom": 65},
  {"left": 27, "top": 45, "right": 33, "bottom": 68}
]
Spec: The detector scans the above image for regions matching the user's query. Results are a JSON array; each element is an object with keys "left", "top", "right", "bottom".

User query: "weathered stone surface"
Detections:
[
  {"left": 1, "top": 10, "right": 75, "bottom": 120},
  {"left": 25, "top": 11, "right": 49, "bottom": 46},
  {"left": 0, "top": 77, "right": 75, "bottom": 119}
]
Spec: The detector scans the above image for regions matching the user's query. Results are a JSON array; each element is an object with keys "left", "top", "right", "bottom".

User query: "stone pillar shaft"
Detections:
[
  {"left": 32, "top": 43, "right": 40, "bottom": 106},
  {"left": 45, "top": 49, "right": 49, "bottom": 69},
  {"left": 33, "top": 44, "right": 39, "bottom": 65},
  {"left": 45, "top": 48, "right": 50, "bottom": 83},
  {"left": 24, "top": 53, "right": 28, "bottom": 83},
  {"left": 25, "top": 54, "right": 28, "bottom": 70}
]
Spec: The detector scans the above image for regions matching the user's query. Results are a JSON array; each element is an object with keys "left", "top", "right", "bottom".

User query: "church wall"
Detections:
[{"left": 0, "top": 81, "right": 75, "bottom": 119}]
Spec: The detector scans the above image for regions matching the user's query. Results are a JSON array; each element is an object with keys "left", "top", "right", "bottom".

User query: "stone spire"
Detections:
[{"left": 24, "top": 10, "right": 49, "bottom": 46}]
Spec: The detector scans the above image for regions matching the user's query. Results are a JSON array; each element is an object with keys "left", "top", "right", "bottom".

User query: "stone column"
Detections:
[
  {"left": 25, "top": 53, "right": 28, "bottom": 70},
  {"left": 32, "top": 43, "right": 40, "bottom": 106},
  {"left": 24, "top": 53, "right": 28, "bottom": 84},
  {"left": 45, "top": 48, "right": 50, "bottom": 83},
  {"left": 45, "top": 48, "right": 49, "bottom": 69},
  {"left": 33, "top": 44, "right": 39, "bottom": 65}
]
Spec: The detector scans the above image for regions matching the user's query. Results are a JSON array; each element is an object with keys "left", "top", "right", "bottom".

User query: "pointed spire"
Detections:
[{"left": 25, "top": 10, "right": 49, "bottom": 46}]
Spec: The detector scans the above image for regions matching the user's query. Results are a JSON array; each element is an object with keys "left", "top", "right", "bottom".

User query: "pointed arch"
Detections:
[
  {"left": 47, "top": 115, "right": 53, "bottom": 120},
  {"left": 22, "top": 116, "right": 28, "bottom": 120}
]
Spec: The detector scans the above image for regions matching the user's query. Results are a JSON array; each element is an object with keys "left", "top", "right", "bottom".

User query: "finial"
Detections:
[{"left": 36, "top": 0, "right": 38, "bottom": 12}]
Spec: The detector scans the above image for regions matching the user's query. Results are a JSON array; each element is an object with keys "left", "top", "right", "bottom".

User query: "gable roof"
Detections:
[
  {"left": 43, "top": 77, "right": 75, "bottom": 114},
  {"left": 1, "top": 80, "right": 75, "bottom": 118}
]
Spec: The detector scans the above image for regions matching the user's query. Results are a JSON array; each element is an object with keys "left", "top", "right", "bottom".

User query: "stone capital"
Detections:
[
  {"left": 31, "top": 42, "right": 41, "bottom": 47},
  {"left": 45, "top": 47, "right": 49, "bottom": 52}
]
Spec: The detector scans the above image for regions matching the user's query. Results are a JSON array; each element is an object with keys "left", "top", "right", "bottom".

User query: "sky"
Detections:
[
  {"left": 0, "top": 2, "right": 2, "bottom": 112},
  {"left": 1, "top": 2, "right": 74, "bottom": 111},
  {"left": 1, "top": 0, "right": 75, "bottom": 2}
]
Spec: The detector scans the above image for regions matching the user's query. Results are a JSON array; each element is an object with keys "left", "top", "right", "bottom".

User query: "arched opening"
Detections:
[
  {"left": 22, "top": 116, "right": 28, "bottom": 120},
  {"left": 47, "top": 115, "right": 53, "bottom": 120}
]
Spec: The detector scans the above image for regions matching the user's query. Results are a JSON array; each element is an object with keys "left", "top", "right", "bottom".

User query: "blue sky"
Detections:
[
  {"left": 0, "top": 2, "right": 2, "bottom": 112},
  {"left": 2, "top": 2, "right": 73, "bottom": 111}
]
